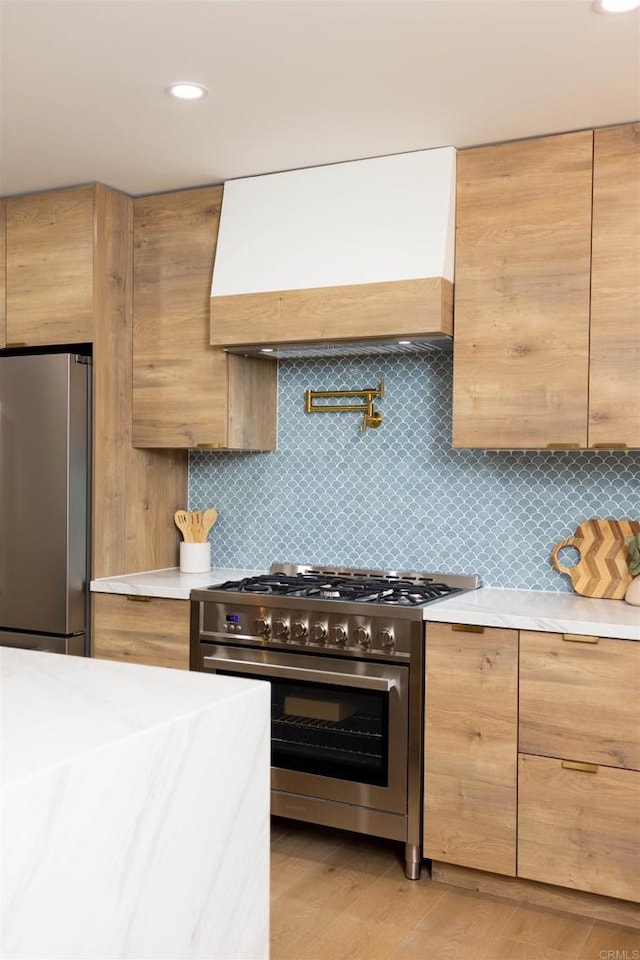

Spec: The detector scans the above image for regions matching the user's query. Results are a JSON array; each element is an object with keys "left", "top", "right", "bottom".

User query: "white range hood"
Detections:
[{"left": 209, "top": 147, "right": 457, "bottom": 355}]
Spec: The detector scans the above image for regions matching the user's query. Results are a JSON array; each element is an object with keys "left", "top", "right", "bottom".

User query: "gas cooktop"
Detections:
[{"left": 208, "top": 563, "right": 479, "bottom": 607}]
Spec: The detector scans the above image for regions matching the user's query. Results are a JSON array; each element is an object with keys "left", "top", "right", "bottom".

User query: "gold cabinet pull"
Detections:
[
  {"left": 195, "top": 442, "right": 223, "bottom": 449},
  {"left": 6, "top": 341, "right": 27, "bottom": 349},
  {"left": 591, "top": 443, "right": 628, "bottom": 450},
  {"left": 546, "top": 443, "right": 582, "bottom": 450},
  {"left": 452, "top": 623, "right": 485, "bottom": 634},
  {"left": 126, "top": 594, "right": 152, "bottom": 602},
  {"left": 562, "top": 760, "right": 598, "bottom": 774},
  {"left": 562, "top": 633, "right": 599, "bottom": 644}
]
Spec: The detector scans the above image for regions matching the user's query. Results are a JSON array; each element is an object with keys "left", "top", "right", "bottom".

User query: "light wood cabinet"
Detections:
[
  {"left": 0, "top": 199, "right": 6, "bottom": 348},
  {"left": 453, "top": 123, "right": 640, "bottom": 450},
  {"left": 133, "top": 187, "right": 277, "bottom": 450},
  {"left": 453, "top": 131, "right": 593, "bottom": 448},
  {"left": 520, "top": 630, "right": 640, "bottom": 771},
  {"left": 92, "top": 593, "right": 190, "bottom": 670},
  {"left": 423, "top": 622, "right": 518, "bottom": 876},
  {"left": 589, "top": 123, "right": 640, "bottom": 448},
  {"left": 6, "top": 186, "right": 96, "bottom": 346},
  {"left": 518, "top": 754, "right": 640, "bottom": 903}
]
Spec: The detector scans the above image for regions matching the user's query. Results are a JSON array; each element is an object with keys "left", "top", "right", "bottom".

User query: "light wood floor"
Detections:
[{"left": 270, "top": 819, "right": 640, "bottom": 960}]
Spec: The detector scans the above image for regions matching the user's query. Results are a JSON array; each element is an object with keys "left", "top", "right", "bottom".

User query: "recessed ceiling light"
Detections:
[
  {"left": 592, "top": 0, "right": 640, "bottom": 12},
  {"left": 166, "top": 82, "right": 208, "bottom": 101}
]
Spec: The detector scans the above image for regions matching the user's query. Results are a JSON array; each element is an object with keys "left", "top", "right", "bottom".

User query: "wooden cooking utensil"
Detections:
[
  {"left": 550, "top": 518, "right": 640, "bottom": 599},
  {"left": 174, "top": 510, "right": 191, "bottom": 542},
  {"left": 189, "top": 510, "right": 204, "bottom": 543},
  {"left": 201, "top": 508, "right": 219, "bottom": 539}
]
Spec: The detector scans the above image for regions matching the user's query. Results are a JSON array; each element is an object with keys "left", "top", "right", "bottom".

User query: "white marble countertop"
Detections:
[
  {"left": 1, "top": 646, "right": 266, "bottom": 786},
  {"left": 422, "top": 586, "right": 640, "bottom": 641},
  {"left": 1, "top": 648, "right": 270, "bottom": 959},
  {"left": 90, "top": 568, "right": 640, "bottom": 641},
  {"left": 90, "top": 566, "right": 268, "bottom": 600}
]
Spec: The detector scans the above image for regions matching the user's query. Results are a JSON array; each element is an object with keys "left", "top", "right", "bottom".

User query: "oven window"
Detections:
[{"left": 217, "top": 672, "right": 389, "bottom": 786}]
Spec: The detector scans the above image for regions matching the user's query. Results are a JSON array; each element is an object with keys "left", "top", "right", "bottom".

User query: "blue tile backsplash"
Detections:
[{"left": 189, "top": 354, "right": 640, "bottom": 591}]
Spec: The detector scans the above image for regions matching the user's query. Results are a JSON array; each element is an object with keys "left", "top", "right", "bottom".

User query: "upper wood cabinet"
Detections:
[
  {"left": 423, "top": 622, "right": 518, "bottom": 876},
  {"left": 5, "top": 185, "right": 97, "bottom": 346},
  {"left": 453, "top": 131, "right": 593, "bottom": 449},
  {"left": 589, "top": 123, "right": 640, "bottom": 448},
  {"left": 0, "top": 200, "right": 6, "bottom": 348},
  {"left": 453, "top": 123, "right": 640, "bottom": 450},
  {"left": 133, "top": 187, "right": 277, "bottom": 450}
]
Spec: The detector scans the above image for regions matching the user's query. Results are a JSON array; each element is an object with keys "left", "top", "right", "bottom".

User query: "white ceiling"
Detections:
[{"left": 1, "top": 0, "right": 638, "bottom": 198}]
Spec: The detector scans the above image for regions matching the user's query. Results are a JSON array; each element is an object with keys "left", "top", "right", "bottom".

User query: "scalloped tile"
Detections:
[{"left": 189, "top": 354, "right": 640, "bottom": 591}]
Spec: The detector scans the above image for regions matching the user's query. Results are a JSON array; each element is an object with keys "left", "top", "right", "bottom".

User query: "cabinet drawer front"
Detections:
[
  {"left": 519, "top": 631, "right": 640, "bottom": 771},
  {"left": 423, "top": 622, "right": 518, "bottom": 876},
  {"left": 92, "top": 594, "right": 190, "bottom": 670},
  {"left": 518, "top": 754, "right": 640, "bottom": 903}
]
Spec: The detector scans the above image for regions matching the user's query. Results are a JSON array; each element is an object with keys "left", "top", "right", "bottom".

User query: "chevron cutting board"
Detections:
[{"left": 550, "top": 519, "right": 640, "bottom": 599}]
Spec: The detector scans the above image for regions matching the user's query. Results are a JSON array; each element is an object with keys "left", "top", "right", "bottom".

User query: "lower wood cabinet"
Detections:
[
  {"left": 423, "top": 622, "right": 518, "bottom": 876},
  {"left": 518, "top": 753, "right": 640, "bottom": 903},
  {"left": 92, "top": 593, "right": 190, "bottom": 670},
  {"left": 424, "top": 622, "right": 640, "bottom": 907}
]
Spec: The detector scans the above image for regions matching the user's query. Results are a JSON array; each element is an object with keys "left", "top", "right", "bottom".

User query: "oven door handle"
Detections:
[{"left": 202, "top": 656, "right": 396, "bottom": 692}]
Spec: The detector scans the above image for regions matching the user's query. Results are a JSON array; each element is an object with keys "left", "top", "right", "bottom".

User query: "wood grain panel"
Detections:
[
  {"left": 6, "top": 185, "right": 95, "bottom": 345},
  {"left": 519, "top": 630, "right": 640, "bottom": 771},
  {"left": 453, "top": 131, "right": 593, "bottom": 448},
  {"left": 92, "top": 593, "right": 190, "bottom": 669},
  {"left": 0, "top": 200, "right": 6, "bottom": 347},
  {"left": 431, "top": 862, "right": 640, "bottom": 928},
  {"left": 210, "top": 277, "right": 453, "bottom": 346},
  {"left": 518, "top": 753, "right": 640, "bottom": 903},
  {"left": 589, "top": 123, "right": 640, "bottom": 448},
  {"left": 133, "top": 187, "right": 277, "bottom": 450},
  {"left": 423, "top": 622, "right": 518, "bottom": 876},
  {"left": 133, "top": 187, "right": 229, "bottom": 447},
  {"left": 92, "top": 185, "right": 187, "bottom": 578},
  {"left": 227, "top": 353, "right": 278, "bottom": 450}
]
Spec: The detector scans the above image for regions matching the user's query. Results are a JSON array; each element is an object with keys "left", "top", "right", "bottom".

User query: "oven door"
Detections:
[{"left": 200, "top": 644, "right": 409, "bottom": 815}]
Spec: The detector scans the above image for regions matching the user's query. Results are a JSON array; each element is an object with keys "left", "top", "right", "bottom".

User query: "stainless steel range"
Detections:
[{"left": 190, "top": 563, "right": 479, "bottom": 879}]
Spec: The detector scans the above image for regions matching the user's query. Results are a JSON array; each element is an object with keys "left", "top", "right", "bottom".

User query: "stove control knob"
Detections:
[
  {"left": 378, "top": 628, "right": 395, "bottom": 652},
  {"left": 254, "top": 616, "right": 271, "bottom": 638},
  {"left": 355, "top": 626, "right": 371, "bottom": 649},
  {"left": 272, "top": 618, "right": 290, "bottom": 640},
  {"left": 292, "top": 620, "right": 308, "bottom": 641},
  {"left": 331, "top": 624, "right": 348, "bottom": 646},
  {"left": 311, "top": 622, "right": 327, "bottom": 643}
]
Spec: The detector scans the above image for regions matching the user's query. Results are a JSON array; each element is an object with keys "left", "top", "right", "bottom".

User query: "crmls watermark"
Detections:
[{"left": 598, "top": 950, "right": 640, "bottom": 960}]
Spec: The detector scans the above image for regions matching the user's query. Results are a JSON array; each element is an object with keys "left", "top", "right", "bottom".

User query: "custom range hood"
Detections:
[{"left": 209, "top": 148, "right": 456, "bottom": 357}]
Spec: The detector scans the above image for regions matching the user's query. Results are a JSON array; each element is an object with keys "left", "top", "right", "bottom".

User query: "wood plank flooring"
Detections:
[{"left": 270, "top": 819, "right": 640, "bottom": 960}]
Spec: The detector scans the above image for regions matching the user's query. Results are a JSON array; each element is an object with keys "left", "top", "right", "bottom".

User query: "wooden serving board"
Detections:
[{"left": 550, "top": 519, "right": 640, "bottom": 599}]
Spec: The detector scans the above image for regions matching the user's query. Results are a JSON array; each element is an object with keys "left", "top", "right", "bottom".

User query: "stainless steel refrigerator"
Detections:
[{"left": 0, "top": 352, "right": 90, "bottom": 655}]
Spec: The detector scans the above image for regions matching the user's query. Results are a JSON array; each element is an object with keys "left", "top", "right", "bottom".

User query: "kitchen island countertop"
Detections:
[
  {"left": 423, "top": 586, "right": 640, "bottom": 641},
  {"left": 1, "top": 647, "right": 270, "bottom": 959}
]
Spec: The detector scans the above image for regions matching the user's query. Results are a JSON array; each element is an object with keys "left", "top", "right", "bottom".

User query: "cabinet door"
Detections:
[
  {"left": 589, "top": 123, "right": 640, "bottom": 449},
  {"left": 453, "top": 132, "right": 593, "bottom": 448},
  {"left": 133, "top": 188, "right": 277, "bottom": 450},
  {"left": 0, "top": 199, "right": 6, "bottom": 348},
  {"left": 519, "top": 754, "right": 640, "bottom": 903},
  {"left": 92, "top": 593, "right": 190, "bottom": 670},
  {"left": 423, "top": 622, "right": 518, "bottom": 876},
  {"left": 520, "top": 631, "right": 640, "bottom": 771},
  {"left": 6, "top": 186, "right": 95, "bottom": 346}
]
